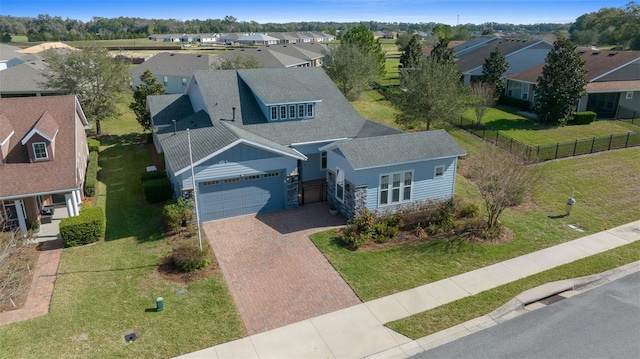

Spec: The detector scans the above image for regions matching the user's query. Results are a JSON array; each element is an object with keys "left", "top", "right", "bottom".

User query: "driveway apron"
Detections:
[{"left": 202, "top": 202, "right": 361, "bottom": 335}]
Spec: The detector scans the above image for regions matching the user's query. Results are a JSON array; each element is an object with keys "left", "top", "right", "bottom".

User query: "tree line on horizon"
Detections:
[{"left": 0, "top": 13, "right": 568, "bottom": 43}]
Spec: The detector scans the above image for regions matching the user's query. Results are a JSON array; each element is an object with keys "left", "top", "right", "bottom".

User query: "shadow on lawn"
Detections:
[
  {"left": 97, "top": 133, "right": 164, "bottom": 243},
  {"left": 485, "top": 118, "right": 549, "bottom": 132}
]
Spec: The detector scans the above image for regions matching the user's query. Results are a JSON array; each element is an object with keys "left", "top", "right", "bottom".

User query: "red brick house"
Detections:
[{"left": 0, "top": 95, "right": 90, "bottom": 235}]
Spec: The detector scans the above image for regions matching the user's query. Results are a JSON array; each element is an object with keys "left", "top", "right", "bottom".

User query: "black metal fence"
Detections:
[{"left": 448, "top": 116, "right": 640, "bottom": 162}]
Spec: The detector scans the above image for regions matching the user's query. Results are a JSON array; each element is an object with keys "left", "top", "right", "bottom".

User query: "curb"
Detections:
[{"left": 366, "top": 260, "right": 640, "bottom": 359}]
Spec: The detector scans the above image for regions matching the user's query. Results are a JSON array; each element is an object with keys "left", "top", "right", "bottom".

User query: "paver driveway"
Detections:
[{"left": 202, "top": 202, "right": 362, "bottom": 335}]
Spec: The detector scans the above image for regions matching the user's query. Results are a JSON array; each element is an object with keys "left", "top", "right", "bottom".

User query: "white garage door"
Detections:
[{"left": 198, "top": 171, "right": 285, "bottom": 221}]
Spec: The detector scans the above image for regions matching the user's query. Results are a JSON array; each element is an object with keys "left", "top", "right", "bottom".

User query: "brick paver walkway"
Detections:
[
  {"left": 0, "top": 238, "right": 63, "bottom": 326},
  {"left": 203, "top": 203, "right": 361, "bottom": 335}
]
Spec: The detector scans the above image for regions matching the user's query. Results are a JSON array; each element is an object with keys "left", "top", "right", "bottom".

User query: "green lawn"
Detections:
[
  {"left": 465, "top": 106, "right": 640, "bottom": 146},
  {"left": 317, "top": 107, "right": 640, "bottom": 302},
  {"left": 386, "top": 240, "right": 640, "bottom": 339},
  {"left": 351, "top": 90, "right": 399, "bottom": 127},
  {"left": 0, "top": 99, "right": 245, "bottom": 358},
  {"left": 380, "top": 57, "right": 401, "bottom": 87}
]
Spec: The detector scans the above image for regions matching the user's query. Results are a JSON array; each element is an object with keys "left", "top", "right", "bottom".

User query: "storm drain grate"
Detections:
[{"left": 539, "top": 294, "right": 566, "bottom": 305}]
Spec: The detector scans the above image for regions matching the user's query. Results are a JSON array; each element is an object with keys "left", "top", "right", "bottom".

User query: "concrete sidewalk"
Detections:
[{"left": 177, "top": 220, "right": 640, "bottom": 359}]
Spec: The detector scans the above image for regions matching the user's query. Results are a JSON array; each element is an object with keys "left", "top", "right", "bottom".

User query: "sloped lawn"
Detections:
[{"left": 0, "top": 112, "right": 244, "bottom": 358}]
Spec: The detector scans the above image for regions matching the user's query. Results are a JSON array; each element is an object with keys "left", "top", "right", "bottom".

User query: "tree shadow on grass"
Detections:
[
  {"left": 485, "top": 118, "right": 550, "bottom": 132},
  {"left": 97, "top": 133, "right": 165, "bottom": 243}
]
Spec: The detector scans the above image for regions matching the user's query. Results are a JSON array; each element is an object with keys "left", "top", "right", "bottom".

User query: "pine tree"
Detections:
[
  {"left": 481, "top": 47, "right": 510, "bottom": 96},
  {"left": 534, "top": 37, "right": 588, "bottom": 126},
  {"left": 399, "top": 34, "right": 423, "bottom": 69},
  {"left": 430, "top": 37, "right": 455, "bottom": 65},
  {"left": 130, "top": 69, "right": 166, "bottom": 131},
  {"left": 340, "top": 25, "right": 386, "bottom": 77}
]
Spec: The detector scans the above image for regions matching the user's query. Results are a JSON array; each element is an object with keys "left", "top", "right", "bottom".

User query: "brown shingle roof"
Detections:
[
  {"left": 0, "top": 95, "right": 88, "bottom": 199},
  {"left": 508, "top": 50, "right": 640, "bottom": 84}
]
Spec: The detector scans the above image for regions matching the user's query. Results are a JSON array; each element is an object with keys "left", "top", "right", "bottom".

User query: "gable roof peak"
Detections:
[{"left": 20, "top": 110, "right": 59, "bottom": 145}]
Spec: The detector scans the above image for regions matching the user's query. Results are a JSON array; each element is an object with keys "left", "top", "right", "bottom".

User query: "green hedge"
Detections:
[
  {"left": 84, "top": 151, "right": 98, "bottom": 197},
  {"left": 498, "top": 95, "right": 531, "bottom": 111},
  {"left": 60, "top": 206, "right": 105, "bottom": 247},
  {"left": 87, "top": 138, "right": 100, "bottom": 152},
  {"left": 142, "top": 177, "right": 173, "bottom": 204},
  {"left": 571, "top": 111, "right": 597, "bottom": 125},
  {"left": 140, "top": 170, "right": 167, "bottom": 182}
]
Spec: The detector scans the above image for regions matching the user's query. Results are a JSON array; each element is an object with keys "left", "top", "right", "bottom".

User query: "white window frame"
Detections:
[
  {"left": 306, "top": 103, "right": 314, "bottom": 117},
  {"left": 335, "top": 167, "right": 344, "bottom": 203},
  {"left": 163, "top": 76, "right": 169, "bottom": 86},
  {"left": 280, "top": 105, "right": 287, "bottom": 119},
  {"left": 379, "top": 171, "right": 413, "bottom": 206},
  {"left": 271, "top": 106, "right": 278, "bottom": 120},
  {"left": 33, "top": 142, "right": 48, "bottom": 160},
  {"left": 182, "top": 77, "right": 187, "bottom": 86},
  {"left": 626, "top": 92, "right": 634, "bottom": 100},
  {"left": 289, "top": 105, "right": 296, "bottom": 119},
  {"left": 434, "top": 165, "right": 445, "bottom": 178},
  {"left": 320, "top": 151, "right": 327, "bottom": 170},
  {"left": 298, "top": 104, "right": 305, "bottom": 118}
]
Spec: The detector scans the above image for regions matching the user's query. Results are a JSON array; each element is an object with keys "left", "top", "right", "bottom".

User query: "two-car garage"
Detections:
[{"left": 197, "top": 170, "right": 286, "bottom": 221}]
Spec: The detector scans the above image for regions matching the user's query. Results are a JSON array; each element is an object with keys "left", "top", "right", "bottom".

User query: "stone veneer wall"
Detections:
[
  {"left": 286, "top": 175, "right": 299, "bottom": 209},
  {"left": 326, "top": 169, "right": 367, "bottom": 220}
]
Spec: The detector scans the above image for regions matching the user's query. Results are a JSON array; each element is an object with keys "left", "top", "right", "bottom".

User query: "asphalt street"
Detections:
[{"left": 413, "top": 271, "right": 640, "bottom": 359}]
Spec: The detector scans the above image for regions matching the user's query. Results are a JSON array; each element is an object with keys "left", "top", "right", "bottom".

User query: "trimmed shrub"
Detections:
[
  {"left": 87, "top": 138, "right": 100, "bottom": 152},
  {"left": 339, "top": 227, "right": 368, "bottom": 250},
  {"left": 60, "top": 206, "right": 105, "bottom": 247},
  {"left": 84, "top": 151, "right": 98, "bottom": 197},
  {"left": 140, "top": 170, "right": 167, "bottom": 183},
  {"left": 171, "top": 240, "right": 210, "bottom": 272},
  {"left": 498, "top": 95, "right": 530, "bottom": 111},
  {"left": 142, "top": 177, "right": 172, "bottom": 204},
  {"left": 162, "top": 198, "right": 194, "bottom": 233},
  {"left": 571, "top": 111, "right": 596, "bottom": 125}
]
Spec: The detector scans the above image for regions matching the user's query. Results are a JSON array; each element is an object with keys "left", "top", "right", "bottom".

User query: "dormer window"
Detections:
[
  {"left": 298, "top": 104, "right": 305, "bottom": 117},
  {"left": 271, "top": 106, "right": 278, "bottom": 120},
  {"left": 33, "top": 142, "right": 48, "bottom": 160},
  {"left": 280, "top": 105, "right": 287, "bottom": 119},
  {"left": 307, "top": 104, "right": 314, "bottom": 117},
  {"left": 289, "top": 105, "right": 296, "bottom": 118}
]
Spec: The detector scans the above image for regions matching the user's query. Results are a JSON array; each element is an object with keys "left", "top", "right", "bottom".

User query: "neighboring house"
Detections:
[
  {"left": 130, "top": 52, "right": 216, "bottom": 94},
  {"left": 506, "top": 50, "right": 640, "bottom": 119},
  {"left": 455, "top": 37, "right": 553, "bottom": 86},
  {"left": 0, "top": 95, "right": 90, "bottom": 235},
  {"left": 0, "top": 54, "right": 63, "bottom": 98},
  {"left": 238, "top": 33, "right": 280, "bottom": 46},
  {"left": 148, "top": 67, "right": 465, "bottom": 222},
  {"left": 216, "top": 43, "right": 328, "bottom": 68}
]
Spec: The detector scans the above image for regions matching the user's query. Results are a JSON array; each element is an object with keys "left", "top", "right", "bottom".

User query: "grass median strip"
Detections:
[{"left": 385, "top": 240, "right": 640, "bottom": 339}]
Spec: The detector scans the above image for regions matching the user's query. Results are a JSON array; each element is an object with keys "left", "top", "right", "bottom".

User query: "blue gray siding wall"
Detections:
[
  {"left": 300, "top": 152, "right": 325, "bottom": 181},
  {"left": 188, "top": 81, "right": 206, "bottom": 112},
  {"left": 360, "top": 158, "right": 458, "bottom": 211},
  {"left": 179, "top": 156, "right": 298, "bottom": 190},
  {"left": 199, "top": 143, "right": 280, "bottom": 166}
]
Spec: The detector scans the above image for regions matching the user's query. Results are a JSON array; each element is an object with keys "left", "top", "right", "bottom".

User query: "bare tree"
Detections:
[
  {"left": 466, "top": 147, "right": 538, "bottom": 229},
  {"left": 0, "top": 230, "right": 32, "bottom": 307},
  {"left": 470, "top": 82, "right": 496, "bottom": 126}
]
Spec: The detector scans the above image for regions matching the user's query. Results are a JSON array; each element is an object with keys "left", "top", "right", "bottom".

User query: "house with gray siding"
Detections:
[
  {"left": 454, "top": 37, "right": 553, "bottom": 86},
  {"left": 130, "top": 52, "right": 216, "bottom": 94},
  {"left": 148, "top": 67, "right": 465, "bottom": 222},
  {"left": 506, "top": 50, "right": 640, "bottom": 119}
]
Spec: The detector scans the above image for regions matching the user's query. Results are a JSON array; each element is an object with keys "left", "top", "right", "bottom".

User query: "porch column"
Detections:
[
  {"left": 73, "top": 189, "right": 82, "bottom": 206},
  {"left": 14, "top": 200, "right": 27, "bottom": 236},
  {"left": 65, "top": 193, "right": 79, "bottom": 217}
]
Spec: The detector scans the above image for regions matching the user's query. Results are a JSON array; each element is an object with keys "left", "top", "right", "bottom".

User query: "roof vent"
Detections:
[
  {"left": 608, "top": 52, "right": 617, "bottom": 56},
  {"left": 197, "top": 55, "right": 202, "bottom": 57},
  {"left": 592, "top": 51, "right": 601, "bottom": 55},
  {"left": 170, "top": 54, "right": 175, "bottom": 56}
]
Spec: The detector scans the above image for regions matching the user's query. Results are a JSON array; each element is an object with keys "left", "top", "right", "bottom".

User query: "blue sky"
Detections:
[{"left": 0, "top": 0, "right": 630, "bottom": 25}]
